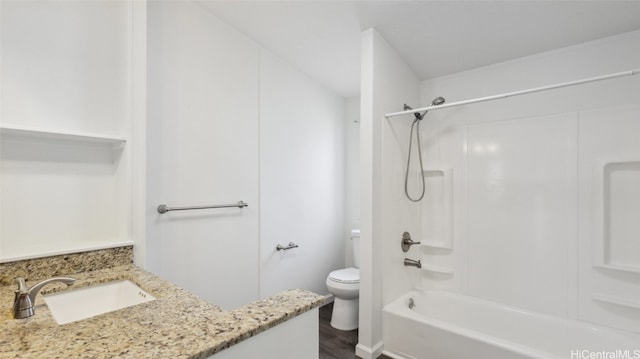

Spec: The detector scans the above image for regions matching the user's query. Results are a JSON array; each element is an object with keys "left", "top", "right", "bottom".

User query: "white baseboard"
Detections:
[{"left": 355, "top": 341, "right": 383, "bottom": 359}]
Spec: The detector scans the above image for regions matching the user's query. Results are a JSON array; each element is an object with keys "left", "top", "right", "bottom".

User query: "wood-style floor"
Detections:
[{"left": 319, "top": 303, "right": 391, "bottom": 359}]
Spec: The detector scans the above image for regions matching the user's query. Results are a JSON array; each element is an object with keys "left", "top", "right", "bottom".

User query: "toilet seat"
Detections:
[{"left": 328, "top": 267, "right": 359, "bottom": 284}]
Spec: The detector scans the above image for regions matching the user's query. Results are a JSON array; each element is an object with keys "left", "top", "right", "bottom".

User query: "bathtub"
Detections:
[{"left": 382, "top": 290, "right": 640, "bottom": 359}]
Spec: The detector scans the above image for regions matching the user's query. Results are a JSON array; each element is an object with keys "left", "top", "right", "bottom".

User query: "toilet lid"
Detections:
[{"left": 329, "top": 267, "right": 360, "bottom": 284}]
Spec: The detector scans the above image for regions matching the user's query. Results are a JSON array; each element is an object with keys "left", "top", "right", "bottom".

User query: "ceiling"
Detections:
[{"left": 197, "top": 1, "right": 640, "bottom": 98}]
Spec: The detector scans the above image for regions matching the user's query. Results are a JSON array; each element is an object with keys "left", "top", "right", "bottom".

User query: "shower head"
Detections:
[
  {"left": 403, "top": 97, "right": 445, "bottom": 121},
  {"left": 432, "top": 97, "right": 445, "bottom": 106}
]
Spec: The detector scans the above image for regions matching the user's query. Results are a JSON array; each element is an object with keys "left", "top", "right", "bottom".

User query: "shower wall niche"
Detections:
[
  {"left": 419, "top": 168, "right": 453, "bottom": 250},
  {"left": 418, "top": 168, "right": 454, "bottom": 275},
  {"left": 0, "top": 1, "right": 136, "bottom": 262},
  {"left": 595, "top": 159, "right": 640, "bottom": 273}
]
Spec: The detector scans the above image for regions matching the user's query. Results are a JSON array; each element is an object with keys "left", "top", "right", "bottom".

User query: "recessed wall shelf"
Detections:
[
  {"left": 593, "top": 158, "right": 640, "bottom": 274},
  {"left": 420, "top": 240, "right": 453, "bottom": 250},
  {"left": 0, "top": 1, "right": 140, "bottom": 265},
  {"left": 592, "top": 293, "right": 640, "bottom": 311},
  {"left": 0, "top": 125, "right": 127, "bottom": 145},
  {"left": 420, "top": 168, "right": 454, "bottom": 250},
  {"left": 421, "top": 263, "right": 454, "bottom": 275}
]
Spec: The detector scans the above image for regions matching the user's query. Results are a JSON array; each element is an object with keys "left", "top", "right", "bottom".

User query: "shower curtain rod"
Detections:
[{"left": 384, "top": 68, "right": 640, "bottom": 118}]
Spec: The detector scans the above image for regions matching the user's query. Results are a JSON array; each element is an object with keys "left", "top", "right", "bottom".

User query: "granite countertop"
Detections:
[{"left": 0, "top": 264, "right": 325, "bottom": 358}]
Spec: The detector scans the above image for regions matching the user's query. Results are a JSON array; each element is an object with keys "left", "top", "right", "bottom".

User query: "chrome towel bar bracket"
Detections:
[{"left": 157, "top": 201, "right": 248, "bottom": 214}]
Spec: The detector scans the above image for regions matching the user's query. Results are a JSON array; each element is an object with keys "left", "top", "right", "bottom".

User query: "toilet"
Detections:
[{"left": 326, "top": 229, "right": 360, "bottom": 331}]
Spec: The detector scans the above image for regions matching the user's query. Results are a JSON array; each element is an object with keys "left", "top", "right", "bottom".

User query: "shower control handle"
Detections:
[{"left": 401, "top": 231, "right": 421, "bottom": 252}]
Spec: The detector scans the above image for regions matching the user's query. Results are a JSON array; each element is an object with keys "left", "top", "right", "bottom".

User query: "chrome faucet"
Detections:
[
  {"left": 404, "top": 258, "right": 422, "bottom": 269},
  {"left": 13, "top": 277, "right": 76, "bottom": 319}
]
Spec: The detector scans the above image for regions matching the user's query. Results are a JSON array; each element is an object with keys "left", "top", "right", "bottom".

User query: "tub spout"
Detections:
[{"left": 404, "top": 258, "right": 422, "bottom": 269}]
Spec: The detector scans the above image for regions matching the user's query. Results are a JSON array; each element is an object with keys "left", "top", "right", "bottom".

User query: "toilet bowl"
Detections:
[{"left": 326, "top": 229, "right": 360, "bottom": 331}]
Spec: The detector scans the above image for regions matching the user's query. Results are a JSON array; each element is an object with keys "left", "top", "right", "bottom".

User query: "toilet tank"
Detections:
[{"left": 351, "top": 229, "right": 360, "bottom": 268}]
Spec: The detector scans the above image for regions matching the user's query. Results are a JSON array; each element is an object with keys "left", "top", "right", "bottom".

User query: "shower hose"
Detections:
[{"left": 404, "top": 117, "right": 425, "bottom": 202}]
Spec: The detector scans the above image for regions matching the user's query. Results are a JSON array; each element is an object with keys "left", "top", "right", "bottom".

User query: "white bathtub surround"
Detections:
[
  {"left": 466, "top": 113, "right": 577, "bottom": 317},
  {"left": 417, "top": 30, "right": 640, "bottom": 331},
  {"left": 361, "top": 27, "right": 640, "bottom": 357},
  {"left": 383, "top": 291, "right": 640, "bottom": 359},
  {"left": 578, "top": 104, "right": 640, "bottom": 332}
]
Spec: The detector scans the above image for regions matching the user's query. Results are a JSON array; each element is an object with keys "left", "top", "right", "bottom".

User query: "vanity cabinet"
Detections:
[{"left": 211, "top": 309, "right": 319, "bottom": 359}]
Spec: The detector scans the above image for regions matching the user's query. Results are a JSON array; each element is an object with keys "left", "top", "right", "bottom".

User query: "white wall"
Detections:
[
  {"left": 359, "top": 28, "right": 420, "bottom": 359},
  {"left": 146, "top": 1, "right": 346, "bottom": 309},
  {"left": 1, "top": 1, "right": 129, "bottom": 133},
  {"left": 344, "top": 96, "right": 360, "bottom": 268},
  {"left": 0, "top": 1, "right": 135, "bottom": 261},
  {"left": 146, "top": 1, "right": 260, "bottom": 310},
  {"left": 416, "top": 30, "right": 640, "bottom": 332},
  {"left": 259, "top": 51, "right": 345, "bottom": 298}
]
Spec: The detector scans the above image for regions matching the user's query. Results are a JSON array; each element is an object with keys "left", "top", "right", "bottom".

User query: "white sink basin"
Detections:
[{"left": 44, "top": 280, "right": 155, "bottom": 325}]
